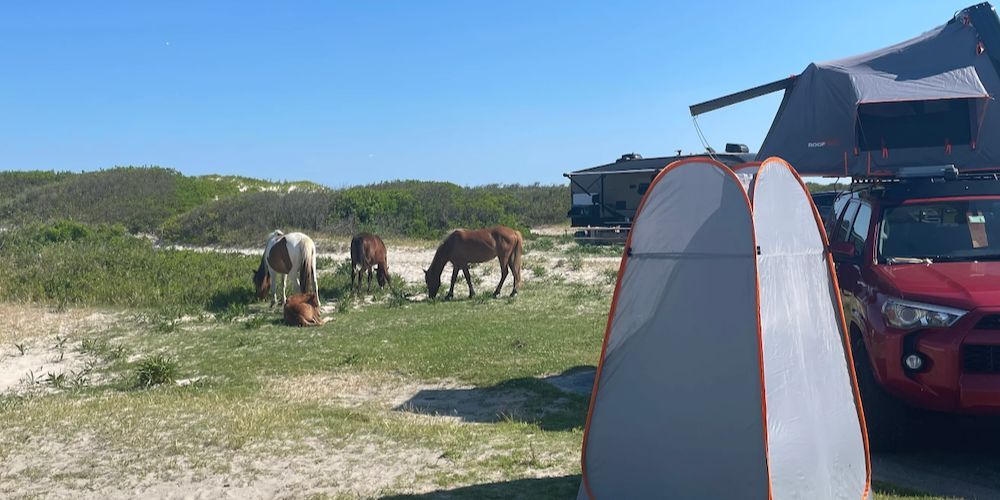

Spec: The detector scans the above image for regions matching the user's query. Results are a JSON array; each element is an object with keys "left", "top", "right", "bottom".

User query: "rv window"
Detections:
[
  {"left": 638, "top": 182, "right": 650, "bottom": 195},
  {"left": 856, "top": 98, "right": 977, "bottom": 151}
]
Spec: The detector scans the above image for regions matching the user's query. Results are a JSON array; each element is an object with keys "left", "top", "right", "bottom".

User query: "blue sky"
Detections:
[{"left": 0, "top": 1, "right": 979, "bottom": 186}]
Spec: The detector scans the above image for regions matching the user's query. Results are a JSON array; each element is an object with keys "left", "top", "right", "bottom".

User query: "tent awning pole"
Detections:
[{"left": 689, "top": 76, "right": 797, "bottom": 116}]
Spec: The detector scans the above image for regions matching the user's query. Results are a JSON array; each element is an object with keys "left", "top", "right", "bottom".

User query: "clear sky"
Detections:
[{"left": 0, "top": 1, "right": 980, "bottom": 187}]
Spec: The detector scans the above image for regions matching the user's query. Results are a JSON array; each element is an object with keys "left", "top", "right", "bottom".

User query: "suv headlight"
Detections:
[{"left": 881, "top": 298, "right": 967, "bottom": 329}]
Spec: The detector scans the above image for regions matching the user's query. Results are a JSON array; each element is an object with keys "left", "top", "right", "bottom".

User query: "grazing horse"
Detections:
[
  {"left": 350, "top": 233, "right": 390, "bottom": 292},
  {"left": 424, "top": 226, "right": 523, "bottom": 299},
  {"left": 283, "top": 293, "right": 324, "bottom": 327},
  {"left": 253, "top": 230, "right": 320, "bottom": 307}
]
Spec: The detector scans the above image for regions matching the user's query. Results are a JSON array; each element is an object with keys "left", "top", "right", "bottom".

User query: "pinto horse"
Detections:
[
  {"left": 350, "top": 233, "right": 390, "bottom": 292},
  {"left": 424, "top": 226, "right": 523, "bottom": 299},
  {"left": 253, "top": 230, "right": 320, "bottom": 306}
]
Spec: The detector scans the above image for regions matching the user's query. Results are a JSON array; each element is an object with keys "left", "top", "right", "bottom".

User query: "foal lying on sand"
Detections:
[{"left": 283, "top": 293, "right": 324, "bottom": 327}]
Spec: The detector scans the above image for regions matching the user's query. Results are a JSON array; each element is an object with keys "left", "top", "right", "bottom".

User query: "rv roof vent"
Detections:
[
  {"left": 725, "top": 143, "right": 750, "bottom": 153},
  {"left": 617, "top": 153, "right": 643, "bottom": 162}
]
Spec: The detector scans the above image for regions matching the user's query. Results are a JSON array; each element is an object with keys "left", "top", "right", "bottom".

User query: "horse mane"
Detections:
[{"left": 428, "top": 231, "right": 456, "bottom": 278}]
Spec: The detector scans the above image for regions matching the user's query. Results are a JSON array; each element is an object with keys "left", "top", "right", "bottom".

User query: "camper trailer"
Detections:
[{"left": 565, "top": 147, "right": 753, "bottom": 242}]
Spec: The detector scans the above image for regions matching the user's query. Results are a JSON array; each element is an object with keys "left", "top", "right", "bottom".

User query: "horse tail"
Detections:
[
  {"left": 350, "top": 235, "right": 362, "bottom": 268},
  {"left": 511, "top": 230, "right": 523, "bottom": 272},
  {"left": 300, "top": 241, "right": 316, "bottom": 294}
]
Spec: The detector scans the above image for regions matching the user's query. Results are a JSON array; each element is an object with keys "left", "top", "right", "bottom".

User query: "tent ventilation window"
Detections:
[{"left": 856, "top": 98, "right": 981, "bottom": 152}]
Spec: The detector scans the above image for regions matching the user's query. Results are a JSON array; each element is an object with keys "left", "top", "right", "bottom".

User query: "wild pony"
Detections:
[
  {"left": 283, "top": 293, "right": 324, "bottom": 327},
  {"left": 424, "top": 226, "right": 522, "bottom": 299},
  {"left": 350, "top": 232, "right": 390, "bottom": 292},
  {"left": 253, "top": 230, "right": 320, "bottom": 306}
]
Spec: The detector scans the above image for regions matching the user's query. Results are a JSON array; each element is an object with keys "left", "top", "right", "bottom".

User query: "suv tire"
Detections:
[{"left": 852, "top": 332, "right": 915, "bottom": 451}]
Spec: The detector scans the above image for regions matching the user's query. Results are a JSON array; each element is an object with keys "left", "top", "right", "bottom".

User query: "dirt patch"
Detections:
[
  {"left": 0, "top": 305, "right": 119, "bottom": 394},
  {"left": 0, "top": 344, "right": 95, "bottom": 394},
  {"left": 268, "top": 371, "right": 469, "bottom": 410},
  {"left": 530, "top": 225, "right": 573, "bottom": 237},
  {"left": 0, "top": 433, "right": 444, "bottom": 499},
  {"left": 0, "top": 304, "right": 120, "bottom": 345}
]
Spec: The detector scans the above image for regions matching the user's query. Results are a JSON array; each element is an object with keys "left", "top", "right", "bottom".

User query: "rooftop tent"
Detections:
[
  {"left": 690, "top": 2, "right": 1000, "bottom": 176},
  {"left": 578, "top": 158, "right": 870, "bottom": 499}
]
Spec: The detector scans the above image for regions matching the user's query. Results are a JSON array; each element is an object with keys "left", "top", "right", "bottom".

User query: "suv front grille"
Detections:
[
  {"left": 975, "top": 315, "right": 1000, "bottom": 330},
  {"left": 963, "top": 345, "right": 1000, "bottom": 373}
]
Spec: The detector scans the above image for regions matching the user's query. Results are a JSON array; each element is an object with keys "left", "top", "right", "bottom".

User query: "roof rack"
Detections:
[
  {"left": 852, "top": 173, "right": 1000, "bottom": 186},
  {"left": 850, "top": 166, "right": 1000, "bottom": 201}
]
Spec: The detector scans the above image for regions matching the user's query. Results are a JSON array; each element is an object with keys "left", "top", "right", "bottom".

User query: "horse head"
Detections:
[
  {"left": 424, "top": 268, "right": 441, "bottom": 299},
  {"left": 378, "top": 265, "right": 390, "bottom": 288},
  {"left": 253, "top": 262, "right": 271, "bottom": 299}
]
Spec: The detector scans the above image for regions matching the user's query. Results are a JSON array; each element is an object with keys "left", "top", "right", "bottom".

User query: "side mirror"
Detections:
[{"left": 829, "top": 241, "right": 856, "bottom": 259}]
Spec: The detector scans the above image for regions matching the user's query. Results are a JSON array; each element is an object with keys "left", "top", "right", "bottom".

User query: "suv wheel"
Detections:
[{"left": 852, "top": 332, "right": 915, "bottom": 451}]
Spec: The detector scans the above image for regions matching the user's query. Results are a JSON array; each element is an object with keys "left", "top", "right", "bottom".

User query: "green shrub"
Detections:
[
  {"left": 1, "top": 169, "right": 570, "bottom": 245},
  {"left": 0, "top": 222, "right": 259, "bottom": 309},
  {"left": 160, "top": 179, "right": 566, "bottom": 245},
  {"left": 530, "top": 265, "right": 547, "bottom": 278},
  {"left": 0, "top": 170, "right": 73, "bottom": 198},
  {"left": 527, "top": 237, "right": 556, "bottom": 253},
  {"left": 132, "top": 355, "right": 179, "bottom": 389}
]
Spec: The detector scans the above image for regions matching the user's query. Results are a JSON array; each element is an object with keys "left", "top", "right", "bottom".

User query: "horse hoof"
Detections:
[{"left": 510, "top": 290, "right": 518, "bottom": 297}]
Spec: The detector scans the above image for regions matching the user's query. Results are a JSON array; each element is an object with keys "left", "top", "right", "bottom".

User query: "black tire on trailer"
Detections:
[{"left": 852, "top": 329, "right": 916, "bottom": 452}]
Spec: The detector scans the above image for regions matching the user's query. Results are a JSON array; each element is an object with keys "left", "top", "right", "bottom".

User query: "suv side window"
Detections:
[
  {"left": 833, "top": 200, "right": 861, "bottom": 243},
  {"left": 850, "top": 203, "right": 872, "bottom": 257}
]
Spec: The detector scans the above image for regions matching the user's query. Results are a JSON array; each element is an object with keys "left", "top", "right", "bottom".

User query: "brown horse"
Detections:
[
  {"left": 350, "top": 233, "right": 390, "bottom": 292},
  {"left": 283, "top": 293, "right": 324, "bottom": 327},
  {"left": 424, "top": 226, "right": 523, "bottom": 299}
]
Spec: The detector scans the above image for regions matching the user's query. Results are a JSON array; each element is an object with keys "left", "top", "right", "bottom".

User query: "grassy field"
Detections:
[{"left": 0, "top": 224, "right": 947, "bottom": 498}]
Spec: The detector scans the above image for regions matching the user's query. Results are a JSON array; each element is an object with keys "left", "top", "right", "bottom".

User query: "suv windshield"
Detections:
[{"left": 878, "top": 198, "right": 1000, "bottom": 263}]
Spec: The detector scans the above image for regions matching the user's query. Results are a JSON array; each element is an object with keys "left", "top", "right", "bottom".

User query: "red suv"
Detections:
[{"left": 827, "top": 169, "right": 1000, "bottom": 449}]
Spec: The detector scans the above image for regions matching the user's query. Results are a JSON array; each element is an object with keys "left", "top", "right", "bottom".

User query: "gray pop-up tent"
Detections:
[
  {"left": 691, "top": 2, "right": 1000, "bottom": 176},
  {"left": 579, "top": 158, "right": 870, "bottom": 499}
]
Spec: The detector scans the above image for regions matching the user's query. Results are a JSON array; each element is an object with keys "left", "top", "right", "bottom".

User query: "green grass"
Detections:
[
  {"left": 873, "top": 481, "right": 948, "bottom": 500},
  {"left": 565, "top": 242, "right": 625, "bottom": 257},
  {"left": 134, "top": 283, "right": 606, "bottom": 387},
  {"left": 0, "top": 280, "right": 605, "bottom": 496},
  {"left": 0, "top": 221, "right": 259, "bottom": 309},
  {"left": 0, "top": 224, "right": 960, "bottom": 498}
]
